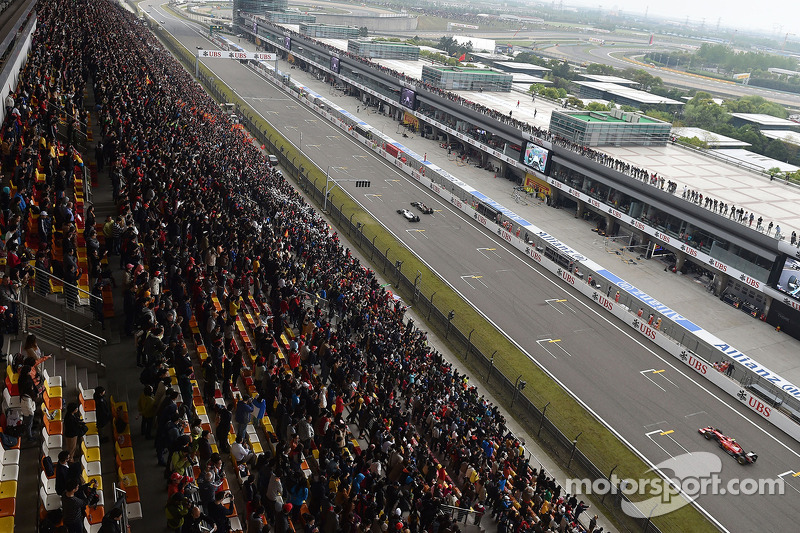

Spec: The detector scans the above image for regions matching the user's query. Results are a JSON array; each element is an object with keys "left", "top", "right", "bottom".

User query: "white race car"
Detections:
[{"left": 397, "top": 209, "right": 420, "bottom": 222}]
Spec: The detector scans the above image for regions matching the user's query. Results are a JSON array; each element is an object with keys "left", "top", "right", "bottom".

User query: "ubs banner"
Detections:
[{"left": 766, "top": 298, "right": 800, "bottom": 338}]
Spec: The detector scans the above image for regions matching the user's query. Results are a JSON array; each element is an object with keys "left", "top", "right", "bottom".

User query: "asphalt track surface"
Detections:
[{"left": 145, "top": 3, "right": 800, "bottom": 530}]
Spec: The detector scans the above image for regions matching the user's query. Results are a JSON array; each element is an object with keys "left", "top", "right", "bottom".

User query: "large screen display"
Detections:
[
  {"left": 284, "top": 36, "right": 292, "bottom": 51},
  {"left": 776, "top": 257, "right": 800, "bottom": 299},
  {"left": 400, "top": 87, "right": 417, "bottom": 110},
  {"left": 330, "top": 56, "right": 340, "bottom": 74},
  {"left": 521, "top": 141, "right": 551, "bottom": 175}
]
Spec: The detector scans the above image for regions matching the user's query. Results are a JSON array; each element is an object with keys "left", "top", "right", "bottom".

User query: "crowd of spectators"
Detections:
[
  {"left": 251, "top": 18, "right": 789, "bottom": 244},
  {"left": 0, "top": 1, "right": 609, "bottom": 532}
]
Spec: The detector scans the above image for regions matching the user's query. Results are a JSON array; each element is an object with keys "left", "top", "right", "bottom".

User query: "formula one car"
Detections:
[
  {"left": 698, "top": 426, "right": 758, "bottom": 464},
  {"left": 397, "top": 209, "right": 421, "bottom": 222},
  {"left": 410, "top": 201, "right": 434, "bottom": 215}
]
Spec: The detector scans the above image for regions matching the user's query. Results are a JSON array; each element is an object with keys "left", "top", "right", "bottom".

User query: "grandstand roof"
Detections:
[
  {"left": 671, "top": 127, "right": 752, "bottom": 148},
  {"left": 493, "top": 62, "right": 551, "bottom": 74},
  {"left": 762, "top": 130, "right": 800, "bottom": 146},
  {"left": 579, "top": 74, "right": 640, "bottom": 86},
  {"left": 729, "top": 113, "right": 799, "bottom": 127},
  {"left": 574, "top": 81, "right": 684, "bottom": 105},
  {"left": 707, "top": 148, "right": 800, "bottom": 173}
]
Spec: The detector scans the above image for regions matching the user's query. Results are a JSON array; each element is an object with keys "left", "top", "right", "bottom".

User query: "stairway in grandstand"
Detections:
[{"left": 3, "top": 342, "right": 117, "bottom": 531}]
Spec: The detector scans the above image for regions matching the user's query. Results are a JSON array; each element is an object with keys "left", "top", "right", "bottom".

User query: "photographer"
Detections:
[{"left": 207, "top": 491, "right": 232, "bottom": 533}]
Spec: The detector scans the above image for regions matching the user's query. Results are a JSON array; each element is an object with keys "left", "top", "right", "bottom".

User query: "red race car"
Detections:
[{"left": 698, "top": 426, "right": 758, "bottom": 464}]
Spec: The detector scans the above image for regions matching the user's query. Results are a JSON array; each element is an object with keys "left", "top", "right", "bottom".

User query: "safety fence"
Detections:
[{"left": 17, "top": 290, "right": 107, "bottom": 368}]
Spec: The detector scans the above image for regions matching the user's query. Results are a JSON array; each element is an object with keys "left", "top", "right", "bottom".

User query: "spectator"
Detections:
[
  {"left": 137, "top": 384, "right": 156, "bottom": 439},
  {"left": 62, "top": 402, "right": 87, "bottom": 462},
  {"left": 165, "top": 492, "right": 191, "bottom": 532},
  {"left": 61, "top": 478, "right": 88, "bottom": 533},
  {"left": 232, "top": 435, "right": 256, "bottom": 467},
  {"left": 98, "top": 507, "right": 124, "bottom": 533},
  {"left": 93, "top": 385, "right": 112, "bottom": 443},
  {"left": 235, "top": 396, "right": 255, "bottom": 441}
]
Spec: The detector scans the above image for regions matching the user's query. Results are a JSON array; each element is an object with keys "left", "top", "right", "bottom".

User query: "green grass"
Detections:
[{"left": 156, "top": 27, "right": 718, "bottom": 533}]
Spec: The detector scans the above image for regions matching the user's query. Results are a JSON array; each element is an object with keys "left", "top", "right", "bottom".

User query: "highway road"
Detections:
[{"left": 144, "top": 3, "right": 800, "bottom": 530}]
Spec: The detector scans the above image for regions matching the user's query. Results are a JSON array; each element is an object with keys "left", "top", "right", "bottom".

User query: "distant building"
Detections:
[
  {"left": 234, "top": 0, "right": 286, "bottom": 20},
  {"left": 492, "top": 61, "right": 550, "bottom": 76},
  {"left": 299, "top": 22, "right": 359, "bottom": 39},
  {"left": 671, "top": 127, "right": 751, "bottom": 148},
  {"left": 268, "top": 11, "right": 316, "bottom": 24},
  {"left": 767, "top": 68, "right": 800, "bottom": 78},
  {"left": 421, "top": 65, "right": 513, "bottom": 92},
  {"left": 347, "top": 40, "right": 420, "bottom": 60},
  {"left": 549, "top": 109, "right": 671, "bottom": 146},
  {"left": 729, "top": 113, "right": 800, "bottom": 131},
  {"left": 574, "top": 81, "right": 683, "bottom": 110},
  {"left": 579, "top": 74, "right": 640, "bottom": 87}
]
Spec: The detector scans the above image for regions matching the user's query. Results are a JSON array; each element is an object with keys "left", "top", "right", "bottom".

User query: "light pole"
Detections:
[
  {"left": 323, "top": 166, "right": 331, "bottom": 212},
  {"left": 511, "top": 374, "right": 527, "bottom": 408},
  {"left": 487, "top": 351, "right": 496, "bottom": 382},
  {"left": 567, "top": 432, "right": 582, "bottom": 469},
  {"left": 538, "top": 402, "right": 550, "bottom": 437},
  {"left": 195, "top": 47, "right": 201, "bottom": 78},
  {"left": 446, "top": 310, "right": 455, "bottom": 338}
]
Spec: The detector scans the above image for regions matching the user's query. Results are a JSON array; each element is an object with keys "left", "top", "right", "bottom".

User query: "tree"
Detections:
[
  {"left": 586, "top": 101, "right": 610, "bottom": 111},
  {"left": 514, "top": 52, "right": 548, "bottom": 67},
  {"left": 437, "top": 36, "right": 472, "bottom": 58},
  {"left": 645, "top": 110, "right": 675, "bottom": 123},
  {"left": 679, "top": 136, "right": 709, "bottom": 149},
  {"left": 566, "top": 96, "right": 584, "bottom": 109},
  {"left": 438, "top": 36, "right": 458, "bottom": 55},
  {"left": 765, "top": 139, "right": 789, "bottom": 162},
  {"left": 586, "top": 63, "right": 616, "bottom": 75},
  {"left": 623, "top": 68, "right": 663, "bottom": 91},
  {"left": 529, "top": 83, "right": 544, "bottom": 95},
  {"left": 359, "top": 26, "right": 368, "bottom": 37},
  {"left": 734, "top": 125, "right": 766, "bottom": 153},
  {"left": 767, "top": 167, "right": 783, "bottom": 180},
  {"left": 683, "top": 92, "right": 728, "bottom": 130},
  {"left": 547, "top": 60, "right": 574, "bottom": 80},
  {"left": 724, "top": 95, "right": 788, "bottom": 118}
]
